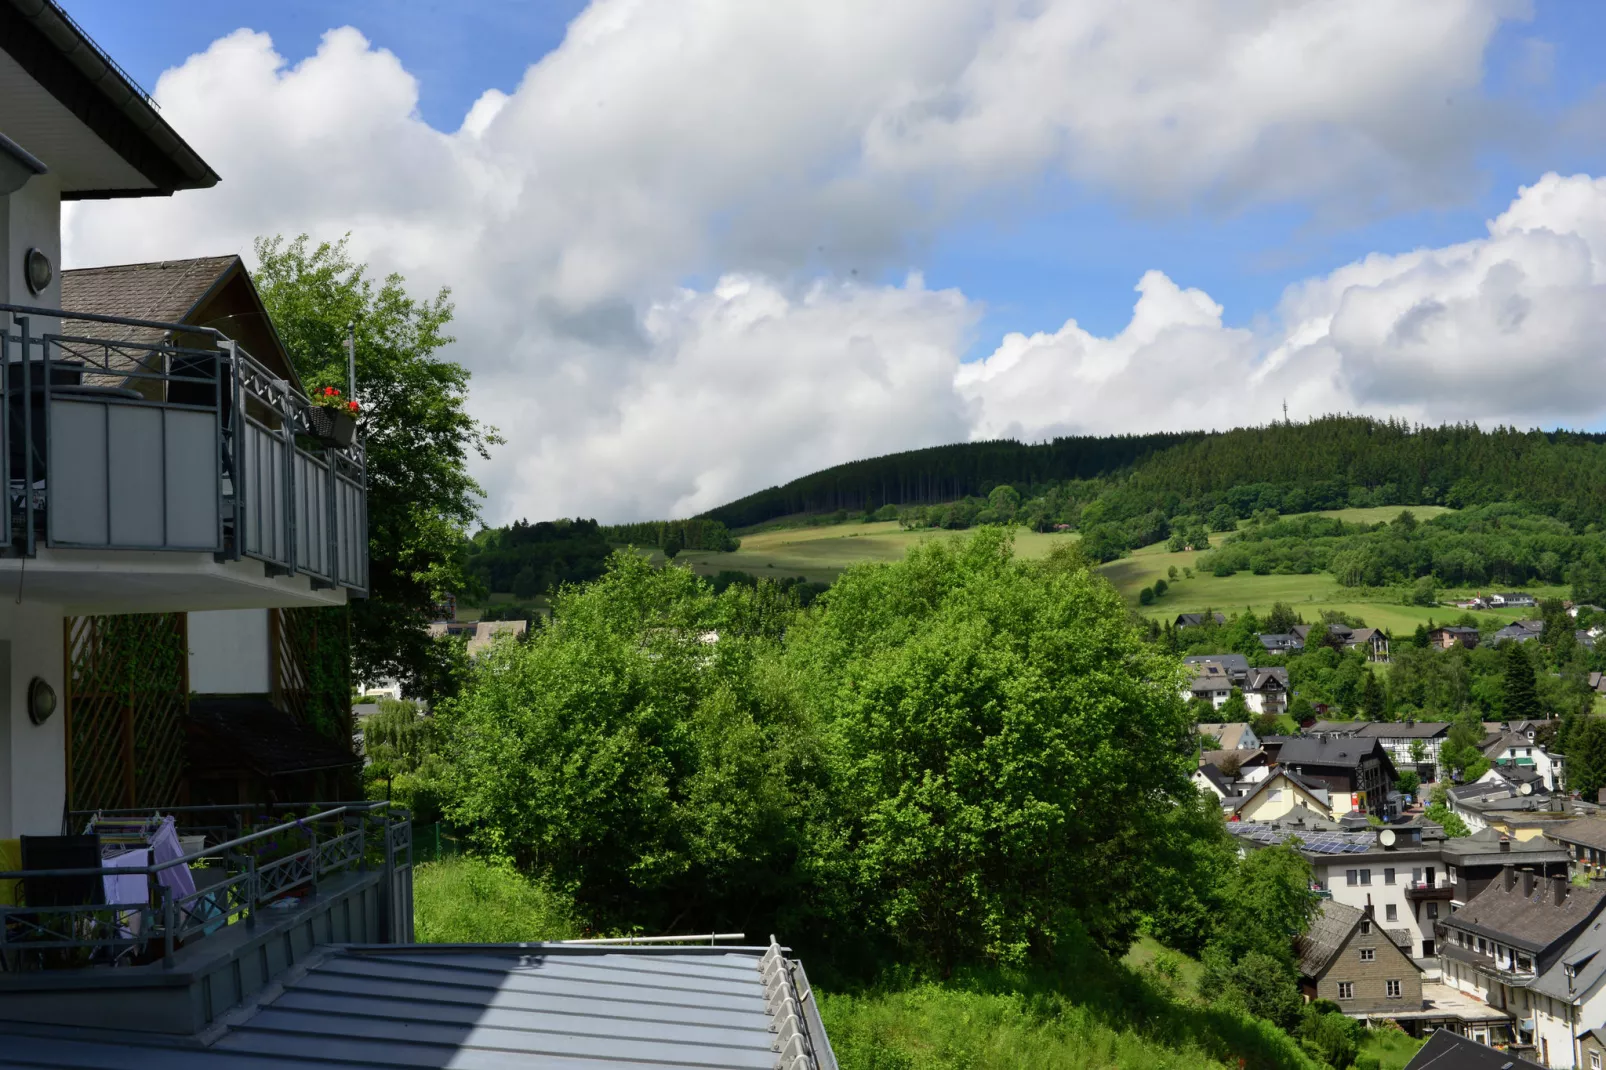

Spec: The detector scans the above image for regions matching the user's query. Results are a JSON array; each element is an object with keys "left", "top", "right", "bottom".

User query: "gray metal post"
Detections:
[
  {"left": 346, "top": 321, "right": 356, "bottom": 403},
  {"left": 246, "top": 852, "right": 258, "bottom": 930},
  {"left": 18, "top": 316, "right": 32, "bottom": 557},
  {"left": 161, "top": 886, "right": 175, "bottom": 968}
]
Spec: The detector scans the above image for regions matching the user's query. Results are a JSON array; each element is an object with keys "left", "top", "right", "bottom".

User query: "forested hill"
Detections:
[
  {"left": 698, "top": 432, "right": 1202, "bottom": 529},
  {"left": 700, "top": 417, "right": 1606, "bottom": 531}
]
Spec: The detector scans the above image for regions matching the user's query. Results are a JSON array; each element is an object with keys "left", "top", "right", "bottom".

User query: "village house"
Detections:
[
  {"left": 1183, "top": 670, "right": 1234, "bottom": 709},
  {"left": 1297, "top": 899, "right": 1423, "bottom": 1015},
  {"left": 1183, "top": 653, "right": 1250, "bottom": 684},
  {"left": 1258, "top": 632, "right": 1306, "bottom": 654},
  {"left": 1479, "top": 731, "right": 1566, "bottom": 793},
  {"left": 1277, "top": 735, "right": 1397, "bottom": 817},
  {"left": 1243, "top": 666, "right": 1291, "bottom": 715},
  {"left": 1174, "top": 612, "right": 1227, "bottom": 628},
  {"left": 1440, "top": 831, "right": 1572, "bottom": 910},
  {"left": 1200, "top": 748, "right": 1272, "bottom": 782},
  {"left": 1355, "top": 722, "right": 1452, "bottom": 783},
  {"left": 1439, "top": 871, "right": 1606, "bottom": 1059},
  {"left": 1233, "top": 818, "right": 1445, "bottom": 967},
  {"left": 1197, "top": 722, "right": 1260, "bottom": 751},
  {"left": 1227, "top": 766, "right": 1333, "bottom": 822},
  {"left": 1494, "top": 620, "right": 1546, "bottom": 644},
  {"left": 1547, "top": 819, "right": 1606, "bottom": 883},
  {"left": 1490, "top": 593, "right": 1540, "bottom": 608},
  {"left": 1292, "top": 623, "right": 1390, "bottom": 661},
  {"left": 1429, "top": 626, "right": 1482, "bottom": 650}
]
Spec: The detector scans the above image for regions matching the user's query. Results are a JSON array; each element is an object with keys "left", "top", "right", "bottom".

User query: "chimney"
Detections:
[
  {"left": 1499, "top": 835, "right": 1512, "bottom": 852},
  {"left": 1504, "top": 865, "right": 1516, "bottom": 892},
  {"left": 1555, "top": 876, "right": 1568, "bottom": 907},
  {"left": 1523, "top": 872, "right": 1537, "bottom": 898},
  {"left": 1597, "top": 787, "right": 1606, "bottom": 806}
]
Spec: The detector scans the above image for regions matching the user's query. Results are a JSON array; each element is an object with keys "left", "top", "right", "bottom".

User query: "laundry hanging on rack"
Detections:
[{"left": 101, "top": 848, "right": 149, "bottom": 937}]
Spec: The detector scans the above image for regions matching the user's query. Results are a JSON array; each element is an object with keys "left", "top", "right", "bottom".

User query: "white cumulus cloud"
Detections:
[{"left": 60, "top": 1, "right": 1582, "bottom": 522}]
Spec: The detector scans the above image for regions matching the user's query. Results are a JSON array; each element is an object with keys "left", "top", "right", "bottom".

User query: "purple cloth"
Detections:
[{"left": 149, "top": 816, "right": 196, "bottom": 900}]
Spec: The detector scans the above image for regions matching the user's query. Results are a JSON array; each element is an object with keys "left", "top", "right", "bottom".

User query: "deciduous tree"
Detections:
[{"left": 255, "top": 234, "right": 498, "bottom": 699}]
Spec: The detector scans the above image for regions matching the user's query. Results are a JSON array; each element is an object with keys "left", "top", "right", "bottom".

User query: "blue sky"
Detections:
[
  {"left": 60, "top": 2, "right": 1606, "bottom": 521},
  {"left": 68, "top": 0, "right": 1606, "bottom": 342}
]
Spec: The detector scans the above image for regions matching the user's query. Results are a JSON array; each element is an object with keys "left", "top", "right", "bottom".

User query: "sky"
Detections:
[{"left": 59, "top": 0, "right": 1606, "bottom": 524}]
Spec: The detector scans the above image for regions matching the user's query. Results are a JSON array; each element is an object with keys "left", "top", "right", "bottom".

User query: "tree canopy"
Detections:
[{"left": 255, "top": 234, "right": 498, "bottom": 697}]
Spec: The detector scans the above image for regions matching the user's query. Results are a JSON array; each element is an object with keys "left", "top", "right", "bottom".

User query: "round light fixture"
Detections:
[
  {"left": 24, "top": 247, "right": 52, "bottom": 295},
  {"left": 28, "top": 677, "right": 57, "bottom": 725}
]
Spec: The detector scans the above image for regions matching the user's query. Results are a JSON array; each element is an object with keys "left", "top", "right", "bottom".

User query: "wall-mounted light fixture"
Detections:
[
  {"left": 24, "top": 247, "right": 53, "bottom": 295},
  {"left": 27, "top": 677, "right": 57, "bottom": 725}
]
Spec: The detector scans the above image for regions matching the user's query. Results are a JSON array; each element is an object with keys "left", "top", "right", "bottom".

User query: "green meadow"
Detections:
[{"left": 678, "top": 521, "right": 1080, "bottom": 584}]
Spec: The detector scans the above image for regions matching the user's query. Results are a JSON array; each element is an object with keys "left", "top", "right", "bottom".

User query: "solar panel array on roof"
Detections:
[
  {"left": 0, "top": 942, "right": 837, "bottom": 1069},
  {"left": 1233, "top": 826, "right": 1376, "bottom": 854}
]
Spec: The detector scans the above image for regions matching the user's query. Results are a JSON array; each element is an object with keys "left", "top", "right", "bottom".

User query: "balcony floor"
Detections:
[{"left": 0, "top": 547, "right": 348, "bottom": 613}]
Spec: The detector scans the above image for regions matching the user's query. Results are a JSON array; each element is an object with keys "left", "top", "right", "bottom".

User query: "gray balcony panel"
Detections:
[
  {"left": 47, "top": 398, "right": 107, "bottom": 544},
  {"left": 164, "top": 407, "right": 220, "bottom": 547},
  {"left": 107, "top": 404, "right": 165, "bottom": 545}
]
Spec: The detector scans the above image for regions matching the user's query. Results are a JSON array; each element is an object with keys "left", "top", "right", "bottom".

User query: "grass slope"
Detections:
[
  {"left": 679, "top": 522, "right": 1080, "bottom": 584},
  {"left": 413, "top": 857, "right": 581, "bottom": 943},
  {"left": 1101, "top": 507, "right": 1568, "bottom": 634},
  {"left": 820, "top": 937, "right": 1317, "bottom": 1070}
]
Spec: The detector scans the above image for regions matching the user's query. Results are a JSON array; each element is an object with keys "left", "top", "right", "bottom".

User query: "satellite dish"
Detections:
[
  {"left": 1520, "top": 782, "right": 1534, "bottom": 796},
  {"left": 1379, "top": 828, "right": 1397, "bottom": 847}
]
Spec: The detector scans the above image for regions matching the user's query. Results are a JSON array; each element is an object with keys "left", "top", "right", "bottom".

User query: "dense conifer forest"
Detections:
[{"left": 699, "top": 417, "right": 1606, "bottom": 532}]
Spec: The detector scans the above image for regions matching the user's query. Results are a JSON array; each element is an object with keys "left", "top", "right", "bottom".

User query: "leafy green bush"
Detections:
[{"left": 413, "top": 856, "right": 581, "bottom": 943}]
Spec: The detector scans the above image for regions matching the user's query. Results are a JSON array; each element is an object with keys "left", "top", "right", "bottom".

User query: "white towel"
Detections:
[
  {"left": 102, "top": 848, "right": 149, "bottom": 907},
  {"left": 103, "top": 848, "right": 149, "bottom": 937}
]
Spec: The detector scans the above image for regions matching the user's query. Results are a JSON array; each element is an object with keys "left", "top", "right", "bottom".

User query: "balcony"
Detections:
[
  {"left": 0, "top": 801, "right": 410, "bottom": 1035},
  {"left": 1, "top": 304, "right": 366, "bottom": 610},
  {"left": 1406, "top": 879, "right": 1454, "bottom": 901}
]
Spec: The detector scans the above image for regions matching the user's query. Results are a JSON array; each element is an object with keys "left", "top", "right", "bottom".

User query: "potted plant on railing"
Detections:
[{"left": 306, "top": 386, "right": 360, "bottom": 449}]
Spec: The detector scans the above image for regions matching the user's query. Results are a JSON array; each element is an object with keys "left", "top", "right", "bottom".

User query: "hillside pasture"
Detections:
[{"left": 678, "top": 522, "right": 1080, "bottom": 583}]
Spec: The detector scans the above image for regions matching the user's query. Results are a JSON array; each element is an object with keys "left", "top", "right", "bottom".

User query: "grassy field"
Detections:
[
  {"left": 1356, "top": 1028, "right": 1424, "bottom": 1070},
  {"left": 1303, "top": 505, "right": 1453, "bottom": 525},
  {"left": 678, "top": 522, "right": 1080, "bottom": 584}
]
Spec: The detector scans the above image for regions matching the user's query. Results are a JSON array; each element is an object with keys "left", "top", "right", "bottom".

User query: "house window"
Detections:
[
  {"left": 1590, "top": 1051, "right": 1601, "bottom": 1070},
  {"left": 1360, "top": 920, "right": 1371, "bottom": 934},
  {"left": 1427, "top": 903, "right": 1439, "bottom": 920},
  {"left": 1337, "top": 981, "right": 1354, "bottom": 1000},
  {"left": 1386, "top": 904, "right": 1398, "bottom": 922},
  {"left": 1360, "top": 948, "right": 1376, "bottom": 962},
  {"left": 1360, "top": 869, "right": 1372, "bottom": 886},
  {"left": 1477, "top": 937, "right": 1486, "bottom": 953},
  {"left": 1384, "top": 868, "right": 1396, "bottom": 885},
  {"left": 1386, "top": 979, "right": 1402, "bottom": 999},
  {"left": 1346, "top": 869, "right": 1359, "bottom": 886}
]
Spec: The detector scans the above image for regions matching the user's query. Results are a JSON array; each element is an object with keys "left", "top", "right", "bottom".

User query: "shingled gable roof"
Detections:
[
  {"left": 61, "top": 256, "right": 304, "bottom": 389},
  {"left": 1445, "top": 872, "right": 1606, "bottom": 954},
  {"left": 1296, "top": 899, "right": 1364, "bottom": 979},
  {"left": 1277, "top": 735, "right": 1390, "bottom": 770}
]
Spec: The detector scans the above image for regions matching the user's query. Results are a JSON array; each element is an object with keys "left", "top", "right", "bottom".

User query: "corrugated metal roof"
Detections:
[{"left": 0, "top": 942, "right": 837, "bottom": 1069}]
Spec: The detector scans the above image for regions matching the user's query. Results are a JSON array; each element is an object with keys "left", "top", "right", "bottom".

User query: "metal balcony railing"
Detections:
[
  {"left": 0, "top": 801, "right": 409, "bottom": 970},
  {"left": 1, "top": 304, "right": 367, "bottom": 594}
]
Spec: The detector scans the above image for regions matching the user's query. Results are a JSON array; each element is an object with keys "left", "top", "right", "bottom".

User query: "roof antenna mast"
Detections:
[
  {"left": 1283, "top": 399, "right": 1289, "bottom": 424},
  {"left": 347, "top": 321, "right": 357, "bottom": 402}
]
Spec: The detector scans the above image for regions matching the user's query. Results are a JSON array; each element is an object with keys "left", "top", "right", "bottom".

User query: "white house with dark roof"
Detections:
[{"left": 1243, "top": 667, "right": 1290, "bottom": 715}]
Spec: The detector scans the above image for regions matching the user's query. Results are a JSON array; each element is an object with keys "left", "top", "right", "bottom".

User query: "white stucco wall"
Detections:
[
  {"left": 2, "top": 171, "right": 63, "bottom": 324},
  {"left": 188, "top": 609, "right": 272, "bottom": 694},
  {"left": 0, "top": 602, "right": 68, "bottom": 839}
]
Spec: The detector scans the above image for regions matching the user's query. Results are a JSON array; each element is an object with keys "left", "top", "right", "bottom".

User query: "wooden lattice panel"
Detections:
[
  {"left": 66, "top": 614, "right": 188, "bottom": 812},
  {"left": 271, "top": 607, "right": 352, "bottom": 741}
]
